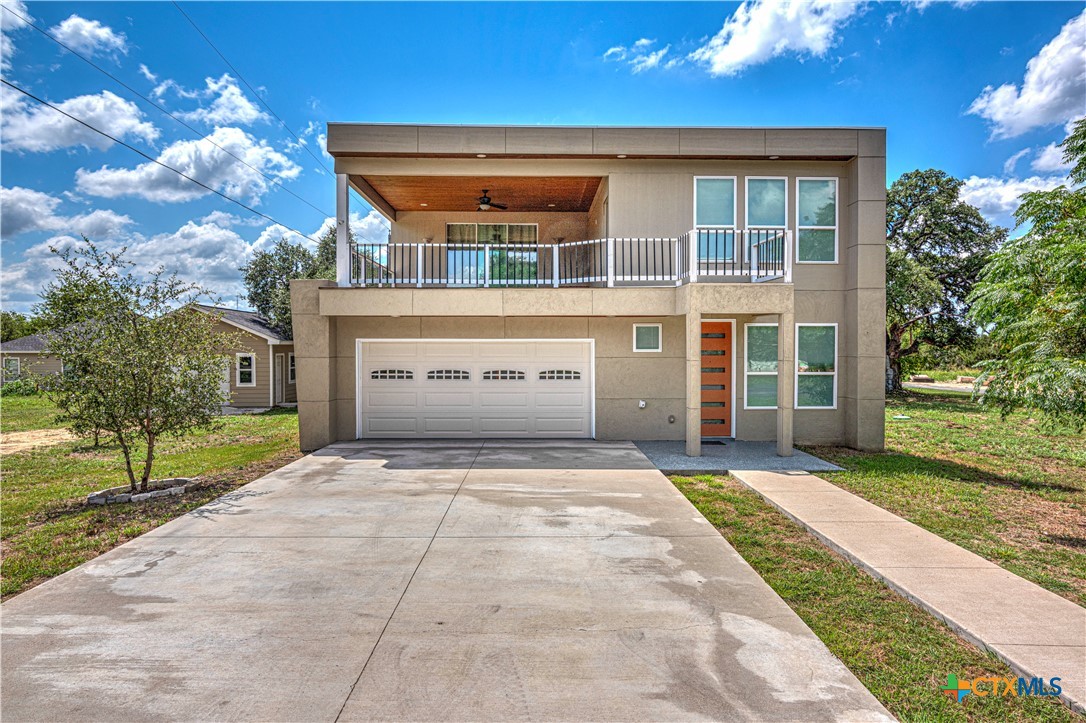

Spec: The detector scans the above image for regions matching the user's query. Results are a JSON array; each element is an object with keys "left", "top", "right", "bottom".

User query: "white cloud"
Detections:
[
  {"left": 200, "top": 210, "right": 267, "bottom": 229},
  {"left": 960, "top": 174, "right": 1068, "bottom": 223},
  {"left": 75, "top": 126, "right": 300, "bottom": 204},
  {"left": 179, "top": 74, "right": 267, "bottom": 126},
  {"left": 603, "top": 38, "right": 671, "bottom": 73},
  {"left": 1, "top": 86, "right": 160, "bottom": 153},
  {"left": 298, "top": 120, "right": 332, "bottom": 160},
  {"left": 49, "top": 14, "right": 127, "bottom": 57},
  {"left": 1031, "top": 142, "right": 1072, "bottom": 173},
  {"left": 138, "top": 63, "right": 157, "bottom": 82},
  {"left": 1002, "top": 148, "right": 1030, "bottom": 175},
  {"left": 1, "top": 0, "right": 32, "bottom": 72},
  {"left": 968, "top": 10, "right": 1086, "bottom": 139},
  {"left": 1, "top": 185, "right": 133, "bottom": 240},
  {"left": 689, "top": 0, "right": 862, "bottom": 77}
]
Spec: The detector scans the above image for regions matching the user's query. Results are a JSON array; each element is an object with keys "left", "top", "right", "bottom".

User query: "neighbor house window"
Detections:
[
  {"left": 746, "top": 177, "right": 787, "bottom": 228},
  {"left": 288, "top": 353, "right": 296, "bottom": 384},
  {"left": 694, "top": 177, "right": 736, "bottom": 262},
  {"left": 633, "top": 323, "right": 662, "bottom": 353},
  {"left": 797, "top": 178, "right": 838, "bottom": 263},
  {"left": 236, "top": 353, "right": 256, "bottom": 387},
  {"left": 745, "top": 324, "right": 778, "bottom": 409},
  {"left": 796, "top": 324, "right": 837, "bottom": 409},
  {"left": 2, "top": 357, "right": 20, "bottom": 383}
]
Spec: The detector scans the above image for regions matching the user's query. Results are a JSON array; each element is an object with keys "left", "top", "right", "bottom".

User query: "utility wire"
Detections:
[
  {"left": 1, "top": 78, "right": 324, "bottom": 246},
  {"left": 0, "top": 2, "right": 333, "bottom": 220},
  {"left": 169, "top": 1, "right": 392, "bottom": 233}
]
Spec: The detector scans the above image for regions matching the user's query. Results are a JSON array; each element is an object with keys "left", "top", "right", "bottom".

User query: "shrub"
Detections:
[{"left": 0, "top": 378, "right": 38, "bottom": 396}]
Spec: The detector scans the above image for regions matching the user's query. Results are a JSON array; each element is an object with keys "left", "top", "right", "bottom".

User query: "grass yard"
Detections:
[
  {"left": 1, "top": 396, "right": 302, "bottom": 599},
  {"left": 809, "top": 391, "right": 1086, "bottom": 605},
  {"left": 672, "top": 474, "right": 1079, "bottom": 722},
  {"left": 916, "top": 367, "right": 983, "bottom": 382}
]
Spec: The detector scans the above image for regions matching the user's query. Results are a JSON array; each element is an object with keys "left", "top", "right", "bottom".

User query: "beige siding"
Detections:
[
  {"left": 214, "top": 320, "right": 273, "bottom": 408},
  {"left": 1, "top": 353, "right": 62, "bottom": 379}
]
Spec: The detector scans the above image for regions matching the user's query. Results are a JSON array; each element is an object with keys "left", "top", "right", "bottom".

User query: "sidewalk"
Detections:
[{"left": 730, "top": 469, "right": 1086, "bottom": 714}]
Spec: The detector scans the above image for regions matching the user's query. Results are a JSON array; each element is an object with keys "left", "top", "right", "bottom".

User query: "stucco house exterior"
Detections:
[{"left": 290, "top": 123, "right": 886, "bottom": 456}]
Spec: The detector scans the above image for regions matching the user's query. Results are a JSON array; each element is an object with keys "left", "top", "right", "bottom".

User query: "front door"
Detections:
[{"left": 700, "top": 321, "right": 733, "bottom": 438}]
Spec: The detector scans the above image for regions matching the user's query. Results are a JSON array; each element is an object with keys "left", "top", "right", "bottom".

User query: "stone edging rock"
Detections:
[{"left": 87, "top": 478, "right": 195, "bottom": 505}]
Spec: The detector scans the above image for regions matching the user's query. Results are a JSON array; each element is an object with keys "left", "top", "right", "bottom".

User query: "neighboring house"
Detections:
[
  {"left": 0, "top": 332, "right": 62, "bottom": 383},
  {"left": 192, "top": 305, "right": 297, "bottom": 409},
  {"left": 290, "top": 123, "right": 886, "bottom": 456}
]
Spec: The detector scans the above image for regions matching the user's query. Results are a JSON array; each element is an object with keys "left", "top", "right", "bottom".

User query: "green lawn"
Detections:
[
  {"left": 672, "top": 474, "right": 1078, "bottom": 722},
  {"left": 809, "top": 391, "right": 1086, "bottom": 605},
  {"left": 1, "top": 393, "right": 65, "bottom": 433},
  {"left": 1, "top": 397, "right": 302, "bottom": 599},
  {"left": 915, "top": 368, "right": 983, "bottom": 383}
]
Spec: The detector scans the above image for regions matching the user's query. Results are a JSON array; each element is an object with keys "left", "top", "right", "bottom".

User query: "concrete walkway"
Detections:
[
  {"left": 2, "top": 441, "right": 890, "bottom": 722},
  {"left": 636, "top": 440, "right": 842, "bottom": 473},
  {"left": 731, "top": 470, "right": 1086, "bottom": 714}
]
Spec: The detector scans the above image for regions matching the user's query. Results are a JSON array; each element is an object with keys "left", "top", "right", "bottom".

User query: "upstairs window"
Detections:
[
  {"left": 236, "top": 353, "right": 256, "bottom": 387},
  {"left": 797, "top": 178, "right": 838, "bottom": 263},
  {"left": 695, "top": 177, "right": 736, "bottom": 262},
  {"left": 746, "top": 177, "right": 787, "bottom": 228}
]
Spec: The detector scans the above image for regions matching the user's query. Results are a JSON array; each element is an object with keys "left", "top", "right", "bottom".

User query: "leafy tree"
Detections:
[
  {"left": 968, "top": 118, "right": 1086, "bottom": 429},
  {"left": 37, "top": 240, "right": 238, "bottom": 492},
  {"left": 885, "top": 169, "right": 1007, "bottom": 392},
  {"left": 0, "top": 311, "right": 46, "bottom": 342}
]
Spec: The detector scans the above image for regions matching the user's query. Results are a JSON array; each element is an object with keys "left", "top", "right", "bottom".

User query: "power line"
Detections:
[
  {"left": 169, "top": 1, "right": 392, "bottom": 233},
  {"left": 1, "top": 78, "right": 324, "bottom": 246},
  {"left": 0, "top": 2, "right": 334, "bottom": 220}
]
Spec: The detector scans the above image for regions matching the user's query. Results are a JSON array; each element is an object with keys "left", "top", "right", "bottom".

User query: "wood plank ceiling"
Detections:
[{"left": 358, "top": 175, "right": 603, "bottom": 213}]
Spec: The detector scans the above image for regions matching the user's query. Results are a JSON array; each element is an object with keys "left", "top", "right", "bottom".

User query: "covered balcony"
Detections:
[{"left": 334, "top": 173, "right": 792, "bottom": 289}]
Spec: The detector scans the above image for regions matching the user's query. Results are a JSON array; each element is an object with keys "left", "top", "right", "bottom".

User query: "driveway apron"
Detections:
[{"left": 2, "top": 441, "right": 890, "bottom": 722}]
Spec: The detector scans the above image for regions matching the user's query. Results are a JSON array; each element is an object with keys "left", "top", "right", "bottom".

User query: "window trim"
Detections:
[
  {"left": 632, "top": 323, "right": 663, "bottom": 353},
  {"left": 795, "top": 177, "right": 839, "bottom": 265},
  {"left": 287, "top": 353, "right": 296, "bottom": 384},
  {"left": 744, "top": 323, "right": 779, "bottom": 410},
  {"left": 3, "top": 356, "right": 20, "bottom": 382},
  {"left": 745, "top": 176, "right": 789, "bottom": 229},
  {"left": 692, "top": 176, "right": 738, "bottom": 231},
  {"left": 235, "top": 352, "right": 256, "bottom": 388},
  {"left": 795, "top": 323, "right": 838, "bottom": 410}
]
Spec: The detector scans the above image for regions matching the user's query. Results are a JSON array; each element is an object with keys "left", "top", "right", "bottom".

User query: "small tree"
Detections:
[
  {"left": 885, "top": 169, "right": 1007, "bottom": 392},
  {"left": 968, "top": 118, "right": 1086, "bottom": 429},
  {"left": 38, "top": 241, "right": 237, "bottom": 492}
]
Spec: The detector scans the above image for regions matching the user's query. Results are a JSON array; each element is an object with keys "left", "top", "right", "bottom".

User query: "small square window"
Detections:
[
  {"left": 633, "top": 324, "right": 662, "bottom": 353},
  {"left": 236, "top": 353, "right": 256, "bottom": 387}
]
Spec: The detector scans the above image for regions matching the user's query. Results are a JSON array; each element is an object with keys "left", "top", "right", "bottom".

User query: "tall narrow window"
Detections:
[
  {"left": 288, "top": 353, "right": 296, "bottom": 384},
  {"left": 2, "top": 357, "right": 20, "bottom": 383},
  {"left": 695, "top": 177, "right": 736, "bottom": 262},
  {"left": 797, "top": 178, "right": 838, "bottom": 263},
  {"left": 796, "top": 324, "right": 837, "bottom": 409},
  {"left": 236, "top": 353, "right": 256, "bottom": 387},
  {"left": 744, "top": 324, "right": 778, "bottom": 409},
  {"left": 746, "top": 178, "right": 787, "bottom": 228}
]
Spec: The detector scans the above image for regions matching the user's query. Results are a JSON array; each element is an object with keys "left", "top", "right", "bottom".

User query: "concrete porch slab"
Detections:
[{"left": 636, "top": 440, "right": 843, "bottom": 474}]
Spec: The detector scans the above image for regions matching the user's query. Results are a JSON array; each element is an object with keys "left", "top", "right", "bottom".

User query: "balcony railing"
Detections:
[{"left": 349, "top": 229, "right": 791, "bottom": 288}]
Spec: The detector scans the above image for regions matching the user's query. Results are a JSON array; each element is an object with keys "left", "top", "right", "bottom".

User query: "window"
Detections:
[
  {"left": 288, "top": 353, "right": 296, "bottom": 384},
  {"left": 796, "top": 324, "right": 837, "bottom": 409},
  {"left": 797, "top": 178, "right": 838, "bottom": 263},
  {"left": 427, "top": 369, "right": 470, "bottom": 381},
  {"left": 633, "top": 323, "right": 662, "bottom": 353},
  {"left": 539, "top": 369, "right": 582, "bottom": 381},
  {"left": 746, "top": 177, "right": 787, "bottom": 228},
  {"left": 445, "top": 224, "right": 539, "bottom": 286},
  {"left": 694, "top": 177, "right": 736, "bottom": 262},
  {"left": 236, "top": 353, "right": 256, "bottom": 387},
  {"left": 371, "top": 369, "right": 413, "bottom": 380},
  {"left": 3, "top": 357, "right": 20, "bottom": 383},
  {"left": 745, "top": 324, "right": 778, "bottom": 409},
  {"left": 482, "top": 369, "right": 526, "bottom": 381}
]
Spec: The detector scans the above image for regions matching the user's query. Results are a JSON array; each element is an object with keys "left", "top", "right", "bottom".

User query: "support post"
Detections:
[
  {"left": 552, "top": 244, "right": 560, "bottom": 288},
  {"left": 784, "top": 230, "right": 793, "bottom": 284},
  {"left": 606, "top": 238, "right": 615, "bottom": 288},
  {"left": 776, "top": 311, "right": 795, "bottom": 456},
  {"left": 335, "top": 174, "right": 351, "bottom": 287},
  {"left": 685, "top": 311, "right": 702, "bottom": 457},
  {"left": 689, "top": 230, "right": 699, "bottom": 284},
  {"left": 484, "top": 244, "right": 491, "bottom": 288},
  {"left": 416, "top": 245, "right": 423, "bottom": 288}
]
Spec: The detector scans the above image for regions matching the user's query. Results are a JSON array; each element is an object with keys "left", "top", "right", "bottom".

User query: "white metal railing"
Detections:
[{"left": 350, "top": 230, "right": 791, "bottom": 287}]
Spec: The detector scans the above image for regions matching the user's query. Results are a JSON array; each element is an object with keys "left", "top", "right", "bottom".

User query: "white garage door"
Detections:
[{"left": 358, "top": 339, "right": 593, "bottom": 438}]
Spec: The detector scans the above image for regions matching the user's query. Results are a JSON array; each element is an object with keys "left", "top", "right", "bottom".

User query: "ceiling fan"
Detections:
[{"left": 476, "top": 189, "right": 507, "bottom": 211}]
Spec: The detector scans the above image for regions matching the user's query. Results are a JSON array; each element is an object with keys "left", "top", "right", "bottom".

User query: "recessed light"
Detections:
[
  {"left": 476, "top": 153, "right": 487, "bottom": 158},
  {"left": 768, "top": 155, "right": 780, "bottom": 160},
  {"left": 420, "top": 203, "right": 428, "bottom": 207},
  {"left": 547, "top": 203, "right": 556, "bottom": 208},
  {"left": 617, "top": 154, "right": 627, "bottom": 158}
]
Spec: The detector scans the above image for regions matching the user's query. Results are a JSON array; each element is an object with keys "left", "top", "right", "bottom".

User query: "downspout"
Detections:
[{"left": 268, "top": 339, "right": 274, "bottom": 408}]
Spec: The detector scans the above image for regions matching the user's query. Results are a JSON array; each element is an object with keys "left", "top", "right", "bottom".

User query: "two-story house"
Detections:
[{"left": 290, "top": 124, "right": 886, "bottom": 456}]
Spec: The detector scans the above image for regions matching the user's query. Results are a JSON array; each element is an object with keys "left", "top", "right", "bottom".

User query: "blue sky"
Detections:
[{"left": 2, "top": 1, "right": 1083, "bottom": 312}]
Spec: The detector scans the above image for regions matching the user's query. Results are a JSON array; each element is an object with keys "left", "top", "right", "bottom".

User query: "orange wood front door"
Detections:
[{"left": 701, "top": 321, "right": 733, "bottom": 438}]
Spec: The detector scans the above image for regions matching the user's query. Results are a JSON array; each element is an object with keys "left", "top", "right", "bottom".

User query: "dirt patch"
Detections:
[{"left": 1, "top": 429, "right": 75, "bottom": 455}]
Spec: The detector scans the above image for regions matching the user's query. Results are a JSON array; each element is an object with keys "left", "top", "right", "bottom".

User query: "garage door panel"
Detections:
[{"left": 360, "top": 340, "right": 592, "bottom": 439}]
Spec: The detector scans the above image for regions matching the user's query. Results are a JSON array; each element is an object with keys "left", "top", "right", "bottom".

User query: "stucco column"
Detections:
[
  {"left": 685, "top": 310, "right": 701, "bottom": 457},
  {"left": 776, "top": 311, "right": 795, "bottom": 457},
  {"left": 336, "top": 173, "right": 351, "bottom": 287}
]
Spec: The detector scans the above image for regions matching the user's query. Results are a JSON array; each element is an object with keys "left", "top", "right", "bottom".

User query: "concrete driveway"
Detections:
[{"left": 2, "top": 441, "right": 890, "bottom": 722}]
